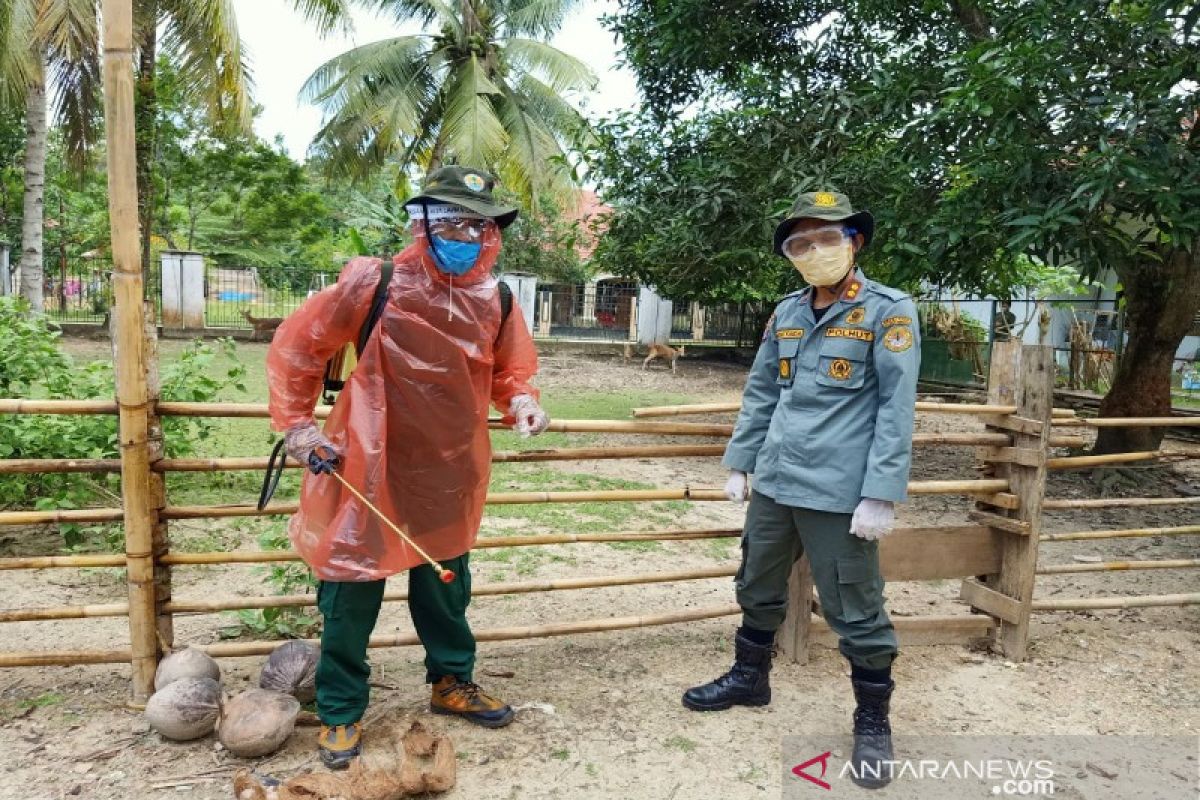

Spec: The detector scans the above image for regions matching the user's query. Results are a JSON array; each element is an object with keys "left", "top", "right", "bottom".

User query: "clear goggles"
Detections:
[
  {"left": 780, "top": 225, "right": 856, "bottom": 259},
  {"left": 427, "top": 216, "right": 491, "bottom": 239}
]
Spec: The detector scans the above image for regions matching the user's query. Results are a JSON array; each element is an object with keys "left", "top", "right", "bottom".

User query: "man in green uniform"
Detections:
[{"left": 683, "top": 191, "right": 920, "bottom": 790}]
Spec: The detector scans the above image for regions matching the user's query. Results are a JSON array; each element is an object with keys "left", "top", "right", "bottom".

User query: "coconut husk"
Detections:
[
  {"left": 145, "top": 676, "right": 222, "bottom": 741},
  {"left": 155, "top": 647, "right": 221, "bottom": 691},
  {"left": 230, "top": 720, "right": 455, "bottom": 800},
  {"left": 219, "top": 689, "right": 301, "bottom": 758},
  {"left": 259, "top": 641, "right": 319, "bottom": 704}
]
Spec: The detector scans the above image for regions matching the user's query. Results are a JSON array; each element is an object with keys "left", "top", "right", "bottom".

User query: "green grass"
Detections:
[{"left": 664, "top": 735, "right": 698, "bottom": 753}]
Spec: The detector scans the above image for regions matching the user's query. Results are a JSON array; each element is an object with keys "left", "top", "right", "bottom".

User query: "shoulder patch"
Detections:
[
  {"left": 761, "top": 312, "right": 776, "bottom": 342},
  {"left": 882, "top": 315, "right": 912, "bottom": 327},
  {"left": 883, "top": 326, "right": 914, "bottom": 352}
]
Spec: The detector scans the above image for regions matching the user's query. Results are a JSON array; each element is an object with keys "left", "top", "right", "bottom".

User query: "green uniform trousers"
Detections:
[
  {"left": 737, "top": 491, "right": 897, "bottom": 670},
  {"left": 316, "top": 554, "right": 474, "bottom": 726}
]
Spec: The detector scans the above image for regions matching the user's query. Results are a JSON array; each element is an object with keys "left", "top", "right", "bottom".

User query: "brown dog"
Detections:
[
  {"left": 642, "top": 342, "right": 685, "bottom": 374},
  {"left": 240, "top": 309, "right": 284, "bottom": 341}
]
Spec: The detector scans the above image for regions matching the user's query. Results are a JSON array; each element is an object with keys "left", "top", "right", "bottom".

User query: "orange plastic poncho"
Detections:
[{"left": 266, "top": 226, "right": 539, "bottom": 581}]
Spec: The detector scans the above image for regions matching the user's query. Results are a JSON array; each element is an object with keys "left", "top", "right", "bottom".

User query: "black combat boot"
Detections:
[
  {"left": 682, "top": 632, "right": 773, "bottom": 711},
  {"left": 849, "top": 678, "right": 895, "bottom": 789}
]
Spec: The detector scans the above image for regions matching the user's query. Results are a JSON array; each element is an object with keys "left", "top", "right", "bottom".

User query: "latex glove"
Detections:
[
  {"left": 724, "top": 471, "right": 749, "bottom": 505},
  {"left": 509, "top": 394, "right": 550, "bottom": 437},
  {"left": 850, "top": 498, "right": 895, "bottom": 541},
  {"left": 284, "top": 423, "right": 340, "bottom": 474}
]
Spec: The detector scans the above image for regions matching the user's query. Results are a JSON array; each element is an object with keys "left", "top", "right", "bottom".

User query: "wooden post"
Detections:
[
  {"left": 144, "top": 318, "right": 172, "bottom": 650},
  {"left": 691, "top": 301, "right": 705, "bottom": 341},
  {"left": 628, "top": 296, "right": 638, "bottom": 344},
  {"left": 961, "top": 341, "right": 1052, "bottom": 660},
  {"left": 102, "top": 0, "right": 160, "bottom": 701},
  {"left": 776, "top": 553, "right": 815, "bottom": 663}
]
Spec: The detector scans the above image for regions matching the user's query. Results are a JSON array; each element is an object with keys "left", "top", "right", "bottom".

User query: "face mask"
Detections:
[
  {"left": 789, "top": 241, "right": 853, "bottom": 287},
  {"left": 429, "top": 235, "right": 482, "bottom": 276}
]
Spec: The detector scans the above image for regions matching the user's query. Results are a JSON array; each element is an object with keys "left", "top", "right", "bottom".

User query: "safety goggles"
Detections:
[
  {"left": 780, "top": 225, "right": 856, "bottom": 259},
  {"left": 428, "top": 216, "right": 492, "bottom": 240}
]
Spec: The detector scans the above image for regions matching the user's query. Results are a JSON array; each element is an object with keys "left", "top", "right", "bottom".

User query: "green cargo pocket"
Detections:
[{"left": 835, "top": 556, "right": 882, "bottom": 624}]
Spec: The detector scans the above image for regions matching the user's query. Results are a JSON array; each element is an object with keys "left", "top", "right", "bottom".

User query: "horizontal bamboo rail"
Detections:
[
  {"left": 1045, "top": 451, "right": 1169, "bottom": 470},
  {"left": 1032, "top": 592, "right": 1200, "bottom": 611},
  {"left": 0, "top": 458, "right": 123, "bottom": 474},
  {"left": 1056, "top": 417, "right": 1200, "bottom": 427},
  {"left": 631, "top": 401, "right": 1079, "bottom": 418},
  {"left": 1043, "top": 496, "right": 1200, "bottom": 510},
  {"left": 1038, "top": 558, "right": 1200, "bottom": 575},
  {"left": 1, "top": 529, "right": 743, "bottom": 570},
  {"left": 1041, "top": 524, "right": 1200, "bottom": 542},
  {"left": 194, "top": 605, "right": 744, "bottom": 659},
  {"left": 0, "top": 566, "right": 740, "bottom": 623},
  {"left": 0, "top": 647, "right": 132, "bottom": 668},
  {"left": 0, "top": 399, "right": 118, "bottom": 415},
  {"left": 0, "top": 480, "right": 1011, "bottom": 527}
]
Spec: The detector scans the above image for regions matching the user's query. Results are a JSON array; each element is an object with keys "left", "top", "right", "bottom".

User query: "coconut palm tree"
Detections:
[
  {"left": 0, "top": 0, "right": 353, "bottom": 311},
  {"left": 302, "top": 0, "right": 596, "bottom": 204}
]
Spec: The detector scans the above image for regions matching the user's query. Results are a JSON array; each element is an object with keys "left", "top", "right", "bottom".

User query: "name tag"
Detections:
[
  {"left": 777, "top": 328, "right": 805, "bottom": 340},
  {"left": 825, "top": 327, "right": 875, "bottom": 342},
  {"left": 882, "top": 316, "right": 912, "bottom": 327}
]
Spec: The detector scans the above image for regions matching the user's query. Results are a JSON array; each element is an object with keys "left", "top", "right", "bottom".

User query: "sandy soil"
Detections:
[{"left": 2, "top": 347, "right": 1198, "bottom": 800}]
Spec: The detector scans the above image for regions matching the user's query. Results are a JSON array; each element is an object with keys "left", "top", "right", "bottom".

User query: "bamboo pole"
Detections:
[
  {"left": 0, "top": 648, "right": 132, "bottom": 668},
  {"left": 1043, "top": 496, "right": 1200, "bottom": 510},
  {"left": 0, "top": 479, "right": 1011, "bottom": 527},
  {"left": 1041, "top": 525, "right": 1200, "bottom": 542},
  {"left": 102, "top": 0, "right": 159, "bottom": 701},
  {"left": 154, "top": 401, "right": 332, "bottom": 419},
  {"left": 1055, "top": 417, "right": 1200, "bottom": 427},
  {"left": 1032, "top": 593, "right": 1200, "bottom": 611},
  {"left": 488, "top": 419, "right": 735, "bottom": 437},
  {"left": 0, "top": 399, "right": 117, "bottom": 415},
  {"left": 195, "top": 604, "right": 744, "bottom": 658},
  {"left": 1037, "top": 558, "right": 1200, "bottom": 575},
  {"left": 165, "top": 566, "right": 738, "bottom": 615},
  {"left": 0, "top": 458, "right": 122, "bottom": 474},
  {"left": 631, "top": 401, "right": 1079, "bottom": 418},
  {"left": 0, "top": 554, "right": 125, "bottom": 570},
  {"left": 1046, "top": 451, "right": 1168, "bottom": 470},
  {"left": 0, "top": 602, "right": 129, "bottom": 623}
]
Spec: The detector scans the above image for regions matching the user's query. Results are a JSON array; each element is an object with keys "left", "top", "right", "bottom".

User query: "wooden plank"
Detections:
[
  {"left": 959, "top": 579, "right": 1023, "bottom": 624},
  {"left": 777, "top": 555, "right": 814, "bottom": 665},
  {"left": 809, "top": 614, "right": 995, "bottom": 648},
  {"left": 880, "top": 526, "right": 1002, "bottom": 580},
  {"left": 968, "top": 510, "right": 1032, "bottom": 535},
  {"left": 972, "top": 492, "right": 1021, "bottom": 510},
  {"left": 978, "top": 447, "right": 1044, "bottom": 468},
  {"left": 984, "top": 414, "right": 1046, "bottom": 436}
]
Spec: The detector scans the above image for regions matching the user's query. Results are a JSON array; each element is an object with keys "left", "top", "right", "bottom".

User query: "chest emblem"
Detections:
[
  {"left": 884, "top": 326, "right": 914, "bottom": 352},
  {"left": 827, "top": 358, "right": 853, "bottom": 381},
  {"left": 845, "top": 308, "right": 866, "bottom": 324}
]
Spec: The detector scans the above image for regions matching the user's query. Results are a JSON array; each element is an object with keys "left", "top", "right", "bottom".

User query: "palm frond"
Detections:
[
  {"left": 358, "top": 0, "right": 462, "bottom": 34},
  {"left": 0, "top": 0, "right": 38, "bottom": 106},
  {"left": 285, "top": 0, "right": 356, "bottom": 36},
  {"left": 494, "top": 87, "right": 573, "bottom": 203},
  {"left": 38, "top": 0, "right": 101, "bottom": 170},
  {"left": 515, "top": 72, "right": 589, "bottom": 139},
  {"left": 502, "top": 37, "right": 595, "bottom": 94},
  {"left": 159, "top": 0, "right": 253, "bottom": 132},
  {"left": 497, "top": 0, "right": 583, "bottom": 38},
  {"left": 440, "top": 56, "right": 507, "bottom": 168}
]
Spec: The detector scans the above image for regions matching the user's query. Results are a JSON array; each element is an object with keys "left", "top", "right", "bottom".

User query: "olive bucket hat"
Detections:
[
  {"left": 772, "top": 191, "right": 874, "bottom": 256},
  {"left": 404, "top": 166, "right": 519, "bottom": 229}
]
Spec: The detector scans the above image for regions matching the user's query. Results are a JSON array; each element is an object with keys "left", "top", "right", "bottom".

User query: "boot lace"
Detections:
[{"left": 854, "top": 704, "right": 890, "bottom": 736}]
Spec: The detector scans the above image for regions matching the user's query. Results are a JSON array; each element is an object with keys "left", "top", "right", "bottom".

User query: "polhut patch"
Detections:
[
  {"left": 463, "top": 173, "right": 487, "bottom": 192},
  {"left": 814, "top": 192, "right": 838, "bottom": 207},
  {"left": 827, "top": 358, "right": 853, "bottom": 380},
  {"left": 825, "top": 327, "right": 875, "bottom": 342},
  {"left": 845, "top": 308, "right": 866, "bottom": 324},
  {"left": 882, "top": 315, "right": 912, "bottom": 327},
  {"left": 776, "top": 328, "right": 806, "bottom": 340},
  {"left": 883, "top": 326, "right": 914, "bottom": 352}
]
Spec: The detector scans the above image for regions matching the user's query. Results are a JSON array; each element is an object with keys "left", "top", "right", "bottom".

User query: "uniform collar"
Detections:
[{"left": 798, "top": 270, "right": 866, "bottom": 307}]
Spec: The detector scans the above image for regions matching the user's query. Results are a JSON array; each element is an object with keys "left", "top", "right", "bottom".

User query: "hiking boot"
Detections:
[
  {"left": 318, "top": 722, "right": 362, "bottom": 770},
  {"left": 430, "top": 676, "right": 514, "bottom": 728},
  {"left": 682, "top": 632, "right": 773, "bottom": 711},
  {"left": 849, "top": 678, "right": 895, "bottom": 789}
]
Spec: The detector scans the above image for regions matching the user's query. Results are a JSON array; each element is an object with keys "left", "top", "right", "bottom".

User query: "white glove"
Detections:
[
  {"left": 850, "top": 498, "right": 895, "bottom": 541},
  {"left": 509, "top": 394, "right": 550, "bottom": 437},
  {"left": 283, "top": 422, "right": 340, "bottom": 471},
  {"left": 724, "top": 471, "right": 749, "bottom": 505}
]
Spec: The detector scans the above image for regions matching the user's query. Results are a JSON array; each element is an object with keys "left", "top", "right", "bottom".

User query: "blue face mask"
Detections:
[{"left": 429, "top": 235, "right": 481, "bottom": 276}]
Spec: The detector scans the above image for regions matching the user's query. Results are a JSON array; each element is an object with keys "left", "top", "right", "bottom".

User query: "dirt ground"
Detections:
[{"left": 2, "top": 345, "right": 1198, "bottom": 800}]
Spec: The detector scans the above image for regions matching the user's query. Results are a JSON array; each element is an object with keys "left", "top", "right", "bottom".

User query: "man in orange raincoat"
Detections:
[{"left": 267, "top": 167, "right": 548, "bottom": 769}]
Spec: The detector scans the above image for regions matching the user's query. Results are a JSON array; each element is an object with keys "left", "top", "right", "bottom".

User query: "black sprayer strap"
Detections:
[{"left": 356, "top": 258, "right": 394, "bottom": 356}]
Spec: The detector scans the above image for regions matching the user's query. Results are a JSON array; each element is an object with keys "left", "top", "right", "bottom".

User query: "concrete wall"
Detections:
[{"left": 160, "top": 251, "right": 205, "bottom": 329}]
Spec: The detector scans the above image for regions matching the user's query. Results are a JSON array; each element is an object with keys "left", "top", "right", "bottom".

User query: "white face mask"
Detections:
[{"left": 789, "top": 241, "right": 854, "bottom": 287}]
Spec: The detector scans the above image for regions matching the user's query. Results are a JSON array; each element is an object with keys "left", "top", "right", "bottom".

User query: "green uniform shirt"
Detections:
[{"left": 723, "top": 272, "right": 921, "bottom": 513}]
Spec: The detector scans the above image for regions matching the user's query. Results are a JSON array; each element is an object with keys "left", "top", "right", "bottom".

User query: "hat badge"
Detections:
[
  {"left": 463, "top": 173, "right": 486, "bottom": 193},
  {"left": 814, "top": 192, "right": 838, "bottom": 207}
]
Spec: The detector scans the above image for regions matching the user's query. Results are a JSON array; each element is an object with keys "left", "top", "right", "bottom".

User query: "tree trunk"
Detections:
[
  {"left": 18, "top": 58, "right": 48, "bottom": 314},
  {"left": 1093, "top": 249, "right": 1200, "bottom": 454},
  {"left": 135, "top": 16, "right": 157, "bottom": 285}
]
